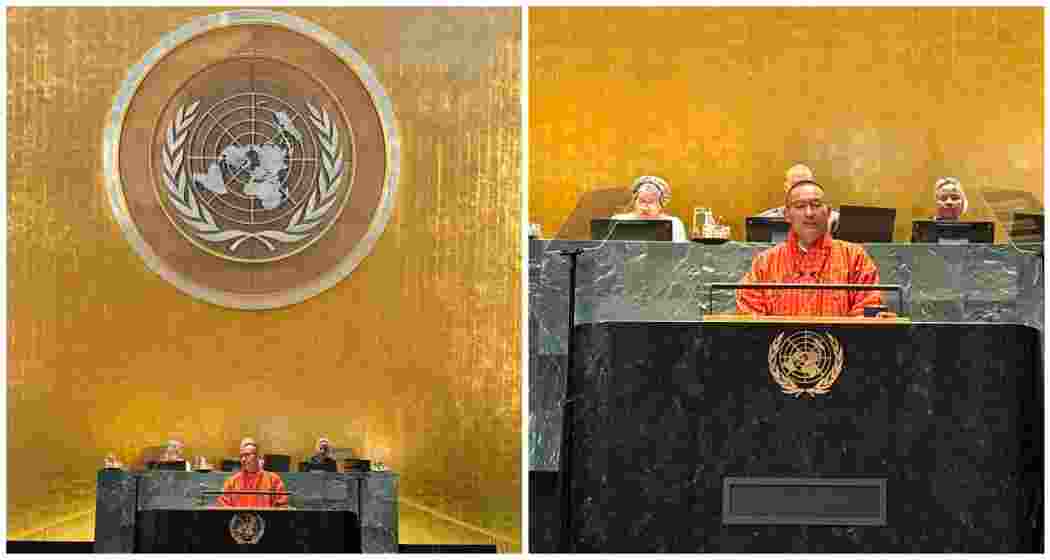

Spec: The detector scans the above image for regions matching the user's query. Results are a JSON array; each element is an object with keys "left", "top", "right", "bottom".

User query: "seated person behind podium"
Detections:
[
  {"left": 737, "top": 179, "right": 889, "bottom": 317},
  {"left": 932, "top": 176, "right": 968, "bottom": 220},
  {"left": 160, "top": 439, "right": 191, "bottom": 471},
  {"left": 610, "top": 175, "right": 688, "bottom": 242},
  {"left": 216, "top": 438, "right": 289, "bottom": 508},
  {"left": 308, "top": 437, "right": 337, "bottom": 469},
  {"left": 756, "top": 163, "right": 840, "bottom": 232},
  {"left": 104, "top": 452, "right": 125, "bottom": 470}
]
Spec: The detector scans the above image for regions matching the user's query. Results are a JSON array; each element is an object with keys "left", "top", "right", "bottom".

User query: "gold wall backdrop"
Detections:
[
  {"left": 8, "top": 7, "right": 521, "bottom": 549},
  {"left": 530, "top": 7, "right": 1043, "bottom": 242}
]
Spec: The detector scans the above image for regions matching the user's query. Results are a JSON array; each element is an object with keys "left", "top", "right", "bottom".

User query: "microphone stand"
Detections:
[
  {"left": 554, "top": 246, "right": 583, "bottom": 553},
  {"left": 544, "top": 218, "right": 623, "bottom": 552}
]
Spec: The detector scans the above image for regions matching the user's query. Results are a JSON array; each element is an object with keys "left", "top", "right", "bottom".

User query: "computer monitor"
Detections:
[
  {"left": 343, "top": 459, "right": 372, "bottom": 473},
  {"left": 836, "top": 205, "right": 896, "bottom": 243},
  {"left": 1009, "top": 212, "right": 1044, "bottom": 243},
  {"left": 911, "top": 220, "right": 994, "bottom": 244},
  {"left": 590, "top": 219, "right": 673, "bottom": 242},
  {"left": 263, "top": 454, "right": 291, "bottom": 473},
  {"left": 300, "top": 461, "right": 338, "bottom": 473},
  {"left": 745, "top": 217, "right": 790, "bottom": 243}
]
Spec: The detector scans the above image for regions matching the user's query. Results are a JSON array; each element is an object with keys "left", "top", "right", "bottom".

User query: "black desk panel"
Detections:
[
  {"left": 558, "top": 321, "right": 1041, "bottom": 553},
  {"left": 136, "top": 509, "right": 358, "bottom": 552}
]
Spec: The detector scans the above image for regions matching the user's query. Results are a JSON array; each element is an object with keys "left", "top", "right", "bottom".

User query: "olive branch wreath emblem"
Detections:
[
  {"left": 161, "top": 100, "right": 345, "bottom": 253},
  {"left": 228, "top": 512, "right": 265, "bottom": 545},
  {"left": 768, "top": 331, "right": 845, "bottom": 398}
]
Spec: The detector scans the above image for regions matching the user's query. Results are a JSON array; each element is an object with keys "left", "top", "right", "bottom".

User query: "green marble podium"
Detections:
[{"left": 95, "top": 470, "right": 398, "bottom": 553}]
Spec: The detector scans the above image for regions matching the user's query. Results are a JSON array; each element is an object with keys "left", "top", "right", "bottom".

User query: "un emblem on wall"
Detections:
[
  {"left": 228, "top": 512, "right": 266, "bottom": 545},
  {"left": 105, "top": 10, "right": 399, "bottom": 308},
  {"left": 768, "top": 330, "right": 844, "bottom": 398}
]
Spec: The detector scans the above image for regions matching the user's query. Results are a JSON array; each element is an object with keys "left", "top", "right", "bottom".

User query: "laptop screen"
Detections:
[
  {"left": 301, "top": 461, "right": 338, "bottom": 473},
  {"left": 836, "top": 205, "right": 896, "bottom": 243},
  {"left": 911, "top": 221, "right": 994, "bottom": 244},
  {"left": 745, "top": 217, "right": 790, "bottom": 243},
  {"left": 590, "top": 219, "right": 674, "bottom": 242},
  {"left": 1009, "top": 212, "right": 1043, "bottom": 242}
]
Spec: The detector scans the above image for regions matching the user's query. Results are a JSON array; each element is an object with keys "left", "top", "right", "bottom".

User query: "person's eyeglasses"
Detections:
[{"left": 788, "top": 200, "right": 827, "bottom": 211}]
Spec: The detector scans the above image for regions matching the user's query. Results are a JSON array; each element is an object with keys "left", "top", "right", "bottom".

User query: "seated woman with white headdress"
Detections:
[
  {"left": 610, "top": 175, "right": 688, "bottom": 242},
  {"left": 932, "top": 177, "right": 969, "bottom": 220}
]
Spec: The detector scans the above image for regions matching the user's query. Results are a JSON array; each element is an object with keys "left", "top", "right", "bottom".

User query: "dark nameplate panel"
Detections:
[
  {"left": 136, "top": 509, "right": 359, "bottom": 553},
  {"left": 722, "top": 477, "right": 886, "bottom": 526}
]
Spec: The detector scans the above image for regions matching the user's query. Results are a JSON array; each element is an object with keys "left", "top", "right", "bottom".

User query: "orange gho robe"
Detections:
[
  {"left": 215, "top": 470, "right": 289, "bottom": 508},
  {"left": 737, "top": 230, "right": 882, "bottom": 317}
]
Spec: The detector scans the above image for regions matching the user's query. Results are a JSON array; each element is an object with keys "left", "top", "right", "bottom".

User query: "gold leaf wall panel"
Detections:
[
  {"left": 530, "top": 7, "right": 1043, "bottom": 242},
  {"left": 8, "top": 7, "right": 521, "bottom": 548}
]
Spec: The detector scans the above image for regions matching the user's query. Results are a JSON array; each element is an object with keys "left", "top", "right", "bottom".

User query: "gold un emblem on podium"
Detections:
[
  {"left": 229, "top": 512, "right": 266, "bottom": 545},
  {"left": 768, "top": 330, "right": 844, "bottom": 398}
]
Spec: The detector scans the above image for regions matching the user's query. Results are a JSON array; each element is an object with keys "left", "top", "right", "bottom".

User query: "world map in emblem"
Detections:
[
  {"left": 228, "top": 512, "right": 266, "bottom": 544},
  {"left": 767, "top": 330, "right": 844, "bottom": 398}
]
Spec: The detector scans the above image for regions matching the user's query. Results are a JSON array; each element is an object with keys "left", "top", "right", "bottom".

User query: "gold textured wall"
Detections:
[
  {"left": 8, "top": 7, "right": 521, "bottom": 549},
  {"left": 530, "top": 7, "right": 1043, "bottom": 242}
]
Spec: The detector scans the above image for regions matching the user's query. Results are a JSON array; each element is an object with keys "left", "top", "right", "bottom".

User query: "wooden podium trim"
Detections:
[
  {"left": 204, "top": 506, "right": 296, "bottom": 510},
  {"left": 703, "top": 314, "right": 911, "bottom": 325}
]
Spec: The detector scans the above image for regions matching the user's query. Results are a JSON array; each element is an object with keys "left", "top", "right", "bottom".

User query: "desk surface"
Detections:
[
  {"left": 529, "top": 238, "right": 1043, "bottom": 331},
  {"left": 204, "top": 506, "right": 296, "bottom": 511},
  {"left": 702, "top": 314, "right": 911, "bottom": 325}
]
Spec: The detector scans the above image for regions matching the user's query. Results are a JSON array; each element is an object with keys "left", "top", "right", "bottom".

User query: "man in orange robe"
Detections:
[
  {"left": 737, "top": 179, "right": 885, "bottom": 317},
  {"left": 215, "top": 438, "right": 289, "bottom": 508}
]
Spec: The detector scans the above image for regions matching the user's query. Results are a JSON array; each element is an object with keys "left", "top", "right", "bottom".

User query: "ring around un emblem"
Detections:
[
  {"left": 767, "top": 330, "right": 844, "bottom": 398},
  {"left": 104, "top": 10, "right": 399, "bottom": 309},
  {"left": 228, "top": 512, "right": 266, "bottom": 545}
]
